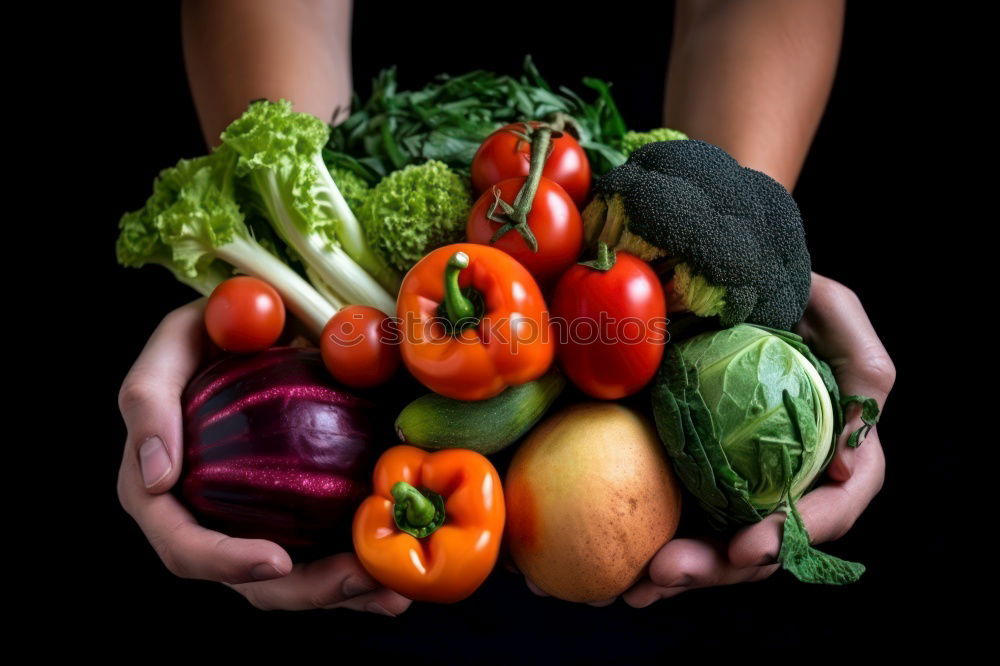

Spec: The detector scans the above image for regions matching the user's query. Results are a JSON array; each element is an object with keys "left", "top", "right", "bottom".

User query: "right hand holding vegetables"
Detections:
[
  {"left": 621, "top": 274, "right": 892, "bottom": 607},
  {"left": 116, "top": 300, "right": 411, "bottom": 615}
]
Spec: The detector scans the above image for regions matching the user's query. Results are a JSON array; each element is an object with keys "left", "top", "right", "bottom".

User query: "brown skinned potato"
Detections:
[{"left": 505, "top": 403, "right": 681, "bottom": 602}]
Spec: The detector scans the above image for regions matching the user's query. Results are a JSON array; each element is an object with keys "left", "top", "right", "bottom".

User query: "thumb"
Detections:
[
  {"left": 119, "top": 383, "right": 186, "bottom": 493},
  {"left": 119, "top": 301, "right": 208, "bottom": 493},
  {"left": 796, "top": 276, "right": 894, "bottom": 481}
]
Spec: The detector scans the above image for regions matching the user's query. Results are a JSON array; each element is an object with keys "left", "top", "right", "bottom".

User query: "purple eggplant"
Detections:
[{"left": 180, "top": 347, "right": 380, "bottom": 548}]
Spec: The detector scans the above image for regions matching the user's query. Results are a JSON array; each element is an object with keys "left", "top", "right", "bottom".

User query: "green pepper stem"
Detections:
[
  {"left": 443, "top": 251, "right": 475, "bottom": 325},
  {"left": 391, "top": 481, "right": 435, "bottom": 527}
]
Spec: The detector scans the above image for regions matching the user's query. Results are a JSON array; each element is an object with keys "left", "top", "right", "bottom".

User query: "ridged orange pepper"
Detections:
[
  {"left": 396, "top": 243, "right": 554, "bottom": 401},
  {"left": 352, "top": 445, "right": 505, "bottom": 603}
]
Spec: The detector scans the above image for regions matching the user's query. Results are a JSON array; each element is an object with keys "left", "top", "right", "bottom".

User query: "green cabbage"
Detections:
[{"left": 651, "top": 324, "right": 878, "bottom": 585}]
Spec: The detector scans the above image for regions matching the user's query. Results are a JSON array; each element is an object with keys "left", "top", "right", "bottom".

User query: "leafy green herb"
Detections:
[{"left": 324, "top": 55, "right": 631, "bottom": 182}]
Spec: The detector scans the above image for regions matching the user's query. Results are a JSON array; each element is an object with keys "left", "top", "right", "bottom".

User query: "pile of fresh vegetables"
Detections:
[{"left": 118, "top": 58, "right": 880, "bottom": 604}]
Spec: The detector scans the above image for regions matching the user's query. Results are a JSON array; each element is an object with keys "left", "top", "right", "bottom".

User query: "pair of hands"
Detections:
[{"left": 117, "top": 273, "right": 893, "bottom": 614}]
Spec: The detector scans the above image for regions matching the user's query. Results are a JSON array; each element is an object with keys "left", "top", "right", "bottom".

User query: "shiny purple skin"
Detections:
[{"left": 180, "top": 347, "right": 379, "bottom": 547}]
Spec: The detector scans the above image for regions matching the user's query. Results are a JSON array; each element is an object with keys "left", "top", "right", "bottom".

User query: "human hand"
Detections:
[
  {"left": 117, "top": 299, "right": 411, "bottom": 615},
  {"left": 622, "top": 273, "right": 894, "bottom": 607}
]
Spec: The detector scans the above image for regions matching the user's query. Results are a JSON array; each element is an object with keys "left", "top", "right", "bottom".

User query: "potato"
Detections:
[{"left": 505, "top": 402, "right": 681, "bottom": 602}]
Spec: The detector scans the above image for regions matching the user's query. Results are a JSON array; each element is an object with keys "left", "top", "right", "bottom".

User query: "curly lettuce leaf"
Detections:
[{"left": 221, "top": 100, "right": 399, "bottom": 310}]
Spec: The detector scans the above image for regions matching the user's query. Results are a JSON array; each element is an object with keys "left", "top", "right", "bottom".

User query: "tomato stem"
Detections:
[
  {"left": 487, "top": 124, "right": 553, "bottom": 252},
  {"left": 579, "top": 242, "right": 617, "bottom": 272}
]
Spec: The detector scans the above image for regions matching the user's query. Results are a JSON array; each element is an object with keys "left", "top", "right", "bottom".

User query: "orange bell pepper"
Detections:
[
  {"left": 352, "top": 445, "right": 505, "bottom": 603},
  {"left": 396, "top": 243, "right": 554, "bottom": 401}
]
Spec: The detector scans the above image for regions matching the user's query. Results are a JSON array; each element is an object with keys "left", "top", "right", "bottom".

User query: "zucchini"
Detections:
[{"left": 395, "top": 371, "right": 565, "bottom": 454}]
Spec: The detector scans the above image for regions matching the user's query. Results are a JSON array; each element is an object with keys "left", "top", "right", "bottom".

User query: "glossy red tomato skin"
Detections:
[
  {"left": 471, "top": 122, "right": 592, "bottom": 208},
  {"left": 321, "top": 305, "right": 401, "bottom": 388},
  {"left": 466, "top": 176, "right": 583, "bottom": 287},
  {"left": 205, "top": 277, "right": 286, "bottom": 353},
  {"left": 550, "top": 253, "right": 667, "bottom": 400}
]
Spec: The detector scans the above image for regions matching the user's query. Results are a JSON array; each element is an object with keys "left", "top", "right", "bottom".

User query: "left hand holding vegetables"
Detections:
[
  {"left": 117, "top": 300, "right": 412, "bottom": 616},
  {"left": 619, "top": 274, "right": 893, "bottom": 607}
]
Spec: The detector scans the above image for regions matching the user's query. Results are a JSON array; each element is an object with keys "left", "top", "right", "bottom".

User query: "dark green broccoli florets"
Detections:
[{"left": 582, "top": 140, "right": 811, "bottom": 330}]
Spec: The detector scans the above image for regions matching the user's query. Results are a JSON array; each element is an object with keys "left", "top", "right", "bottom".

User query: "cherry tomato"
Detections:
[
  {"left": 321, "top": 305, "right": 400, "bottom": 388},
  {"left": 205, "top": 277, "right": 285, "bottom": 353},
  {"left": 550, "top": 250, "right": 667, "bottom": 400},
  {"left": 466, "top": 176, "right": 583, "bottom": 287},
  {"left": 471, "top": 122, "right": 592, "bottom": 208}
]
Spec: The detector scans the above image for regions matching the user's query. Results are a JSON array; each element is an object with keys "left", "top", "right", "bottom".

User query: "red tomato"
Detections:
[
  {"left": 471, "top": 122, "right": 591, "bottom": 208},
  {"left": 466, "top": 176, "right": 583, "bottom": 287},
  {"left": 205, "top": 277, "right": 285, "bottom": 353},
  {"left": 321, "top": 305, "right": 400, "bottom": 388},
  {"left": 550, "top": 251, "right": 667, "bottom": 400}
]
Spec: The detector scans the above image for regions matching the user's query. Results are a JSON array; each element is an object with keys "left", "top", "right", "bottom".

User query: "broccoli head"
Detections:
[
  {"left": 621, "top": 128, "right": 688, "bottom": 156},
  {"left": 582, "top": 139, "right": 811, "bottom": 330},
  {"left": 359, "top": 160, "right": 472, "bottom": 273}
]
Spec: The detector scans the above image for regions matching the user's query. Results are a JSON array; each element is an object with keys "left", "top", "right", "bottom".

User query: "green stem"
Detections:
[
  {"left": 512, "top": 126, "right": 552, "bottom": 223},
  {"left": 487, "top": 124, "right": 553, "bottom": 252},
  {"left": 443, "top": 252, "right": 475, "bottom": 326},
  {"left": 579, "top": 242, "right": 617, "bottom": 272},
  {"left": 391, "top": 482, "right": 435, "bottom": 526},
  {"left": 391, "top": 481, "right": 446, "bottom": 538}
]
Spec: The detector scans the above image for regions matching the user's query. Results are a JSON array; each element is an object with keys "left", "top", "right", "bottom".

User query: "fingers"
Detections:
[
  {"left": 798, "top": 274, "right": 895, "bottom": 479},
  {"left": 827, "top": 395, "right": 884, "bottom": 482},
  {"left": 728, "top": 428, "right": 886, "bottom": 568},
  {"left": 118, "top": 300, "right": 209, "bottom": 494},
  {"left": 231, "top": 552, "right": 412, "bottom": 616},
  {"left": 124, "top": 486, "right": 292, "bottom": 584},
  {"left": 622, "top": 538, "right": 778, "bottom": 608},
  {"left": 117, "top": 300, "right": 294, "bottom": 586},
  {"left": 799, "top": 274, "right": 896, "bottom": 404}
]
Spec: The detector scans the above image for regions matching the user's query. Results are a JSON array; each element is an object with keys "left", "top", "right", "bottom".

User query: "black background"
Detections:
[{"left": 77, "top": 1, "right": 955, "bottom": 659}]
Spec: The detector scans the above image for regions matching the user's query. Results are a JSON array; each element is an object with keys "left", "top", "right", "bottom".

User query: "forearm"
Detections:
[
  {"left": 182, "top": 0, "right": 353, "bottom": 147},
  {"left": 665, "top": 0, "right": 844, "bottom": 189}
]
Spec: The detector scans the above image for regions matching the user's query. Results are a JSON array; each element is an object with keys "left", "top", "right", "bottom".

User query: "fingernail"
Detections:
[
  {"left": 251, "top": 563, "right": 283, "bottom": 581},
  {"left": 139, "top": 436, "right": 171, "bottom": 488},
  {"left": 342, "top": 576, "right": 376, "bottom": 597},
  {"left": 366, "top": 602, "right": 396, "bottom": 617}
]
